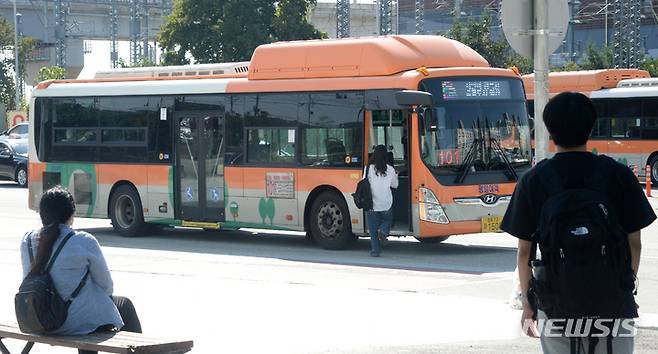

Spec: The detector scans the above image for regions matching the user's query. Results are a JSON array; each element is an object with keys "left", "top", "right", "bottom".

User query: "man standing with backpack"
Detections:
[{"left": 501, "top": 92, "right": 656, "bottom": 353}]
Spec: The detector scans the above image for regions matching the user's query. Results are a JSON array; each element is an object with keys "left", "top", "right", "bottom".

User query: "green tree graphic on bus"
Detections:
[{"left": 258, "top": 198, "right": 275, "bottom": 225}]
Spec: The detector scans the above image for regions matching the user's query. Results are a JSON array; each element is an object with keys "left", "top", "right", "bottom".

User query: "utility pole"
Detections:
[
  {"left": 534, "top": 0, "right": 550, "bottom": 162},
  {"left": 110, "top": 1, "right": 119, "bottom": 68},
  {"left": 454, "top": 0, "right": 463, "bottom": 22},
  {"left": 13, "top": 1, "right": 20, "bottom": 110},
  {"left": 378, "top": 0, "right": 394, "bottom": 35},
  {"left": 613, "top": 0, "right": 642, "bottom": 68},
  {"left": 130, "top": 0, "right": 144, "bottom": 65},
  {"left": 54, "top": 0, "right": 67, "bottom": 68},
  {"left": 502, "top": 0, "right": 568, "bottom": 162},
  {"left": 143, "top": 0, "right": 149, "bottom": 62},
  {"left": 415, "top": 0, "right": 424, "bottom": 34},
  {"left": 568, "top": 1, "right": 577, "bottom": 61},
  {"left": 604, "top": 0, "right": 608, "bottom": 47},
  {"left": 336, "top": 0, "right": 350, "bottom": 38}
]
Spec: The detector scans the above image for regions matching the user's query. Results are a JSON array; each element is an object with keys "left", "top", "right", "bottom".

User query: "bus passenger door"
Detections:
[
  {"left": 369, "top": 110, "right": 412, "bottom": 233},
  {"left": 175, "top": 111, "right": 226, "bottom": 223}
]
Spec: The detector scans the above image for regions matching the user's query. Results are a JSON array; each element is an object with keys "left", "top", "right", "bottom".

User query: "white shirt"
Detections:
[{"left": 365, "top": 164, "right": 399, "bottom": 211}]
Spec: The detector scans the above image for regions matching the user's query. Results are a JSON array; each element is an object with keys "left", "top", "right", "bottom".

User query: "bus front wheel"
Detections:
[
  {"left": 415, "top": 236, "right": 450, "bottom": 244},
  {"left": 110, "top": 185, "right": 146, "bottom": 237},
  {"left": 309, "top": 191, "right": 354, "bottom": 250},
  {"left": 650, "top": 155, "right": 658, "bottom": 186}
]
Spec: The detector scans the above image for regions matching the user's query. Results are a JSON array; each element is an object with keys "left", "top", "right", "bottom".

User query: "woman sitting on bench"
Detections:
[{"left": 20, "top": 186, "right": 142, "bottom": 354}]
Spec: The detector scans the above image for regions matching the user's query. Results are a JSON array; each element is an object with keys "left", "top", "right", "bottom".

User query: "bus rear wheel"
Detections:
[
  {"left": 415, "top": 236, "right": 450, "bottom": 244},
  {"left": 110, "top": 185, "right": 146, "bottom": 237},
  {"left": 309, "top": 191, "right": 354, "bottom": 250},
  {"left": 650, "top": 155, "right": 658, "bottom": 186}
]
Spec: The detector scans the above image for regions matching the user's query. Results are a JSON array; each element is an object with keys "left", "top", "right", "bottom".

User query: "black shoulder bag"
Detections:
[{"left": 352, "top": 165, "right": 373, "bottom": 210}]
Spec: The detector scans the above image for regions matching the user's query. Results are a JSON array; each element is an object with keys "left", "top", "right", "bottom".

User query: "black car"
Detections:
[{"left": 0, "top": 140, "right": 28, "bottom": 187}]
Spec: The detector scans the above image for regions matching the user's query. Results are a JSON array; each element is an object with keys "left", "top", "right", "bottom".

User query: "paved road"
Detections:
[{"left": 0, "top": 181, "right": 656, "bottom": 353}]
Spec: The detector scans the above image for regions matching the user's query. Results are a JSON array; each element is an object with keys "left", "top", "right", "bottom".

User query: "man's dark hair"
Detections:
[{"left": 542, "top": 92, "right": 597, "bottom": 148}]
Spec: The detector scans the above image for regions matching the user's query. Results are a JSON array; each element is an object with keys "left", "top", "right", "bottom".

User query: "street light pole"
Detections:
[
  {"left": 605, "top": 0, "right": 608, "bottom": 47},
  {"left": 13, "top": 0, "right": 20, "bottom": 111},
  {"left": 534, "top": 0, "right": 550, "bottom": 162}
]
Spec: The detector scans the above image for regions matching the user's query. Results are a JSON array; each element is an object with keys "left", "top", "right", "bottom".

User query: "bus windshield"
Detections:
[{"left": 419, "top": 77, "right": 532, "bottom": 182}]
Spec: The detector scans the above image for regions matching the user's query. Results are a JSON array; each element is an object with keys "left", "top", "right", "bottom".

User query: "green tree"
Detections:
[
  {"left": 35, "top": 66, "right": 66, "bottom": 84},
  {"left": 445, "top": 15, "right": 533, "bottom": 74},
  {"left": 0, "top": 17, "right": 38, "bottom": 109},
  {"left": 273, "top": 0, "right": 325, "bottom": 41},
  {"left": 0, "top": 17, "right": 16, "bottom": 109},
  {"left": 552, "top": 61, "right": 581, "bottom": 72},
  {"left": 640, "top": 57, "right": 658, "bottom": 77},
  {"left": 580, "top": 44, "right": 613, "bottom": 70},
  {"left": 446, "top": 16, "right": 507, "bottom": 68},
  {"left": 158, "top": 0, "right": 323, "bottom": 65},
  {"left": 159, "top": 0, "right": 276, "bottom": 64},
  {"left": 508, "top": 53, "right": 533, "bottom": 75},
  {"left": 0, "top": 16, "right": 12, "bottom": 45},
  {"left": 18, "top": 37, "right": 37, "bottom": 82},
  {"left": 0, "top": 60, "right": 14, "bottom": 109},
  {"left": 117, "top": 57, "right": 156, "bottom": 68}
]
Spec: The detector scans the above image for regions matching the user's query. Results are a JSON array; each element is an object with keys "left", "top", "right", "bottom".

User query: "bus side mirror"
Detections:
[{"left": 395, "top": 90, "right": 433, "bottom": 107}]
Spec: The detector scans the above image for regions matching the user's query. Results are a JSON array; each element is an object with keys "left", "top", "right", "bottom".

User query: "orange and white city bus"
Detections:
[
  {"left": 524, "top": 69, "right": 658, "bottom": 186},
  {"left": 28, "top": 35, "right": 532, "bottom": 249}
]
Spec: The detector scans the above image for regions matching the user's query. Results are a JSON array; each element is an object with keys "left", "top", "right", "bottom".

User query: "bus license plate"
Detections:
[{"left": 481, "top": 216, "right": 502, "bottom": 233}]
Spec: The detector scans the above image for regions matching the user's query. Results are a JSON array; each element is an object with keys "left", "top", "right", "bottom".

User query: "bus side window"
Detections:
[
  {"left": 591, "top": 117, "right": 610, "bottom": 138},
  {"left": 644, "top": 118, "right": 658, "bottom": 139},
  {"left": 225, "top": 95, "right": 245, "bottom": 165},
  {"left": 301, "top": 92, "right": 364, "bottom": 167},
  {"left": 642, "top": 98, "right": 658, "bottom": 140}
]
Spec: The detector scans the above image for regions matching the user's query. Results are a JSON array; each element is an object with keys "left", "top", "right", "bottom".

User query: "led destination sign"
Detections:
[{"left": 441, "top": 80, "right": 512, "bottom": 100}]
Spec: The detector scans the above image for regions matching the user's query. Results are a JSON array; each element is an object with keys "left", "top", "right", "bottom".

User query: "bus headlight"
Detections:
[{"left": 419, "top": 187, "right": 449, "bottom": 224}]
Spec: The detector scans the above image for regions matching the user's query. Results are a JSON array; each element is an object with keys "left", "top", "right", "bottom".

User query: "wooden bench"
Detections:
[{"left": 0, "top": 324, "right": 193, "bottom": 354}]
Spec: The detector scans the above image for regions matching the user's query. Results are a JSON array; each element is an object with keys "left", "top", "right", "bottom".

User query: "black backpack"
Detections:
[
  {"left": 352, "top": 165, "right": 373, "bottom": 211},
  {"left": 530, "top": 161, "right": 637, "bottom": 323},
  {"left": 15, "top": 231, "right": 89, "bottom": 334}
]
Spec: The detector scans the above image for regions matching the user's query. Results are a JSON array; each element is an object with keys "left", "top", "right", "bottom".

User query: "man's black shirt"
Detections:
[{"left": 501, "top": 151, "right": 656, "bottom": 241}]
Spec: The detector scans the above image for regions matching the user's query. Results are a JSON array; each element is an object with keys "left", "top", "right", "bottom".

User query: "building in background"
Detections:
[{"left": 397, "top": 0, "right": 658, "bottom": 63}]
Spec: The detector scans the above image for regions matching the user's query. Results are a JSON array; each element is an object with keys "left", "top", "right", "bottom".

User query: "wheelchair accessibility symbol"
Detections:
[
  {"left": 185, "top": 186, "right": 194, "bottom": 201},
  {"left": 211, "top": 188, "right": 220, "bottom": 202}
]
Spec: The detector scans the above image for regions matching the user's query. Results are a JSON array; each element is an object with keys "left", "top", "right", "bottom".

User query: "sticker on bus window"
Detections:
[
  {"left": 160, "top": 108, "right": 167, "bottom": 121},
  {"left": 288, "top": 129, "right": 295, "bottom": 143}
]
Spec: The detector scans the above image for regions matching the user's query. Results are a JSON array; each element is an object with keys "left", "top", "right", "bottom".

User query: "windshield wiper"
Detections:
[
  {"left": 488, "top": 136, "right": 518, "bottom": 181},
  {"left": 454, "top": 138, "right": 481, "bottom": 184}
]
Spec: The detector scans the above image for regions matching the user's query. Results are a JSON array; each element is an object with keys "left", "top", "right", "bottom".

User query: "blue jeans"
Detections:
[{"left": 367, "top": 208, "right": 393, "bottom": 254}]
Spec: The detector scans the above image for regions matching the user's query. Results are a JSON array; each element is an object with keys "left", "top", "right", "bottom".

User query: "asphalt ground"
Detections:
[{"left": 0, "top": 181, "right": 656, "bottom": 353}]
